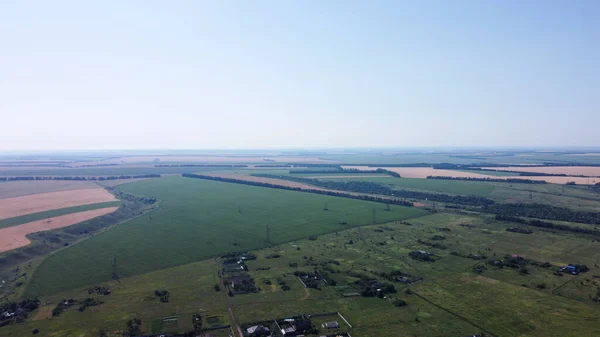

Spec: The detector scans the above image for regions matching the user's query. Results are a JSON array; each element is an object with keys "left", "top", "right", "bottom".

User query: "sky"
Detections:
[{"left": 1, "top": 1, "right": 599, "bottom": 150}]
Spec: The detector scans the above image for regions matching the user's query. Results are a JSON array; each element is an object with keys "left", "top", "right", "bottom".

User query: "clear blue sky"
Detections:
[{"left": 1, "top": 1, "right": 598, "bottom": 150}]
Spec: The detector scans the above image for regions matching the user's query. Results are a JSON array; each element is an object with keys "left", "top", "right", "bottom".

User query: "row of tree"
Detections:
[
  {"left": 427, "top": 176, "right": 547, "bottom": 184},
  {"left": 487, "top": 203, "right": 600, "bottom": 225},
  {"left": 181, "top": 173, "right": 414, "bottom": 207},
  {"left": 154, "top": 164, "right": 247, "bottom": 167},
  {"left": 289, "top": 167, "right": 401, "bottom": 177},
  {"left": 494, "top": 214, "right": 600, "bottom": 236},
  {"left": 0, "top": 174, "right": 160, "bottom": 182},
  {"left": 258, "top": 174, "right": 495, "bottom": 206}
]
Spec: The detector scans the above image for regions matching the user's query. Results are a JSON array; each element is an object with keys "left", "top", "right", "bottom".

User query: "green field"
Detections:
[
  {"left": 25, "top": 176, "right": 426, "bottom": 297},
  {"left": 9, "top": 210, "right": 600, "bottom": 337},
  {"left": 0, "top": 201, "right": 122, "bottom": 229},
  {"left": 315, "top": 177, "right": 497, "bottom": 197}
]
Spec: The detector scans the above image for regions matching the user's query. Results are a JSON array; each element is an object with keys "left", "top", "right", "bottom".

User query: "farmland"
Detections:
[
  {"left": 0, "top": 207, "right": 119, "bottom": 253},
  {"left": 2, "top": 150, "right": 600, "bottom": 337},
  {"left": 25, "top": 176, "right": 426, "bottom": 297},
  {"left": 0, "top": 188, "right": 116, "bottom": 220},
  {"left": 5, "top": 210, "right": 600, "bottom": 337}
]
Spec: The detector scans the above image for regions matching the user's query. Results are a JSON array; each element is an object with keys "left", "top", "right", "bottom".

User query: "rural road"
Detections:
[{"left": 219, "top": 272, "right": 244, "bottom": 337}]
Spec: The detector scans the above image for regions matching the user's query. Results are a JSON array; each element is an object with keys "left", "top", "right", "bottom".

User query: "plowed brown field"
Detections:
[
  {"left": 0, "top": 188, "right": 116, "bottom": 220},
  {"left": 0, "top": 207, "right": 119, "bottom": 253},
  {"left": 488, "top": 166, "right": 600, "bottom": 177}
]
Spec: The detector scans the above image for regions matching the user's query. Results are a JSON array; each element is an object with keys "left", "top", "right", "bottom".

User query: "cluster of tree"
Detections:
[
  {"left": 489, "top": 204, "right": 600, "bottom": 226},
  {"left": 277, "top": 278, "right": 291, "bottom": 291},
  {"left": 393, "top": 299, "right": 408, "bottom": 307},
  {"left": 417, "top": 239, "right": 447, "bottom": 250},
  {"left": 450, "top": 251, "right": 488, "bottom": 260},
  {"left": 258, "top": 174, "right": 495, "bottom": 206},
  {"left": 265, "top": 254, "right": 281, "bottom": 259},
  {"left": 78, "top": 298, "right": 103, "bottom": 312},
  {"left": 154, "top": 164, "right": 247, "bottom": 167},
  {"left": 0, "top": 298, "right": 39, "bottom": 326},
  {"left": 0, "top": 174, "right": 161, "bottom": 182},
  {"left": 88, "top": 285, "right": 111, "bottom": 295},
  {"left": 192, "top": 313, "right": 203, "bottom": 332},
  {"left": 52, "top": 299, "right": 75, "bottom": 317},
  {"left": 487, "top": 254, "right": 555, "bottom": 272},
  {"left": 125, "top": 317, "right": 142, "bottom": 337},
  {"left": 231, "top": 278, "right": 259, "bottom": 293},
  {"left": 409, "top": 251, "right": 435, "bottom": 262},
  {"left": 355, "top": 277, "right": 397, "bottom": 298},
  {"left": 294, "top": 270, "right": 325, "bottom": 289},
  {"left": 506, "top": 227, "right": 533, "bottom": 234},
  {"left": 254, "top": 164, "right": 292, "bottom": 167},
  {"left": 111, "top": 190, "right": 156, "bottom": 204},
  {"left": 75, "top": 163, "right": 119, "bottom": 167},
  {"left": 289, "top": 167, "right": 401, "bottom": 177},
  {"left": 426, "top": 176, "right": 547, "bottom": 184},
  {"left": 496, "top": 214, "right": 600, "bottom": 236},
  {"left": 154, "top": 290, "right": 170, "bottom": 303},
  {"left": 182, "top": 173, "right": 414, "bottom": 207}
]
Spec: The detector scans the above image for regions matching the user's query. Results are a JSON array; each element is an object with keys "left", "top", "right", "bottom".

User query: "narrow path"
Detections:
[
  {"left": 219, "top": 270, "right": 243, "bottom": 337},
  {"left": 411, "top": 290, "right": 497, "bottom": 337}
]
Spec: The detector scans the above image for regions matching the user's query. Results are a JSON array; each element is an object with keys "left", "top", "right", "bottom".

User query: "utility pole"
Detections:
[
  {"left": 372, "top": 208, "right": 376, "bottom": 224},
  {"left": 266, "top": 224, "right": 271, "bottom": 244}
]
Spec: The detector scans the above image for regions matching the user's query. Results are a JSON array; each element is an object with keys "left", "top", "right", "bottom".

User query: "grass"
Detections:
[
  {"left": 7, "top": 209, "right": 600, "bottom": 336},
  {"left": 25, "top": 176, "right": 426, "bottom": 297},
  {"left": 0, "top": 259, "right": 228, "bottom": 337},
  {"left": 0, "top": 201, "right": 122, "bottom": 229}
]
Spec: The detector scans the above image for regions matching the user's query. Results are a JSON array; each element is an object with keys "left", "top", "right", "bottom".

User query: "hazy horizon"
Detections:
[{"left": 2, "top": 1, "right": 599, "bottom": 150}]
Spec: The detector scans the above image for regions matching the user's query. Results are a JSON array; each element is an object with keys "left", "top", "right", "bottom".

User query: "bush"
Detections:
[
  {"left": 32, "top": 328, "right": 39, "bottom": 334},
  {"left": 393, "top": 299, "right": 408, "bottom": 307}
]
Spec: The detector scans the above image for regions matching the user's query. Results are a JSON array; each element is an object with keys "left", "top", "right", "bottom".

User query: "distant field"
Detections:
[
  {"left": 0, "top": 201, "right": 121, "bottom": 230},
  {"left": 488, "top": 166, "right": 600, "bottom": 177},
  {"left": 0, "top": 188, "right": 116, "bottom": 220},
  {"left": 26, "top": 176, "right": 426, "bottom": 296},
  {"left": 315, "top": 177, "right": 496, "bottom": 197},
  {"left": 455, "top": 169, "right": 516, "bottom": 177},
  {"left": 0, "top": 180, "right": 99, "bottom": 199},
  {"left": 0, "top": 207, "right": 119, "bottom": 253},
  {"left": 0, "top": 166, "right": 225, "bottom": 177}
]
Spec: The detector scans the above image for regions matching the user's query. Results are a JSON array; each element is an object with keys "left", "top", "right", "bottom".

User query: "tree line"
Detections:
[
  {"left": 495, "top": 214, "right": 600, "bottom": 237},
  {"left": 181, "top": 173, "right": 414, "bottom": 207},
  {"left": 154, "top": 164, "right": 247, "bottom": 167},
  {"left": 0, "top": 174, "right": 161, "bottom": 182},
  {"left": 487, "top": 203, "right": 600, "bottom": 225},
  {"left": 427, "top": 176, "right": 547, "bottom": 184},
  {"left": 256, "top": 174, "right": 495, "bottom": 206},
  {"left": 289, "top": 167, "right": 401, "bottom": 177}
]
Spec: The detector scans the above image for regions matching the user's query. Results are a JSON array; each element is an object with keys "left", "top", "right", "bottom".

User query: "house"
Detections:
[
  {"left": 281, "top": 327, "right": 296, "bottom": 335},
  {"left": 247, "top": 325, "right": 270, "bottom": 336},
  {"left": 322, "top": 321, "right": 339, "bottom": 329},
  {"left": 561, "top": 265, "right": 578, "bottom": 274},
  {"left": 295, "top": 320, "right": 312, "bottom": 331}
]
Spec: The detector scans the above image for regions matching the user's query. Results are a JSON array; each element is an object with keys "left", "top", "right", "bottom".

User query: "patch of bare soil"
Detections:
[
  {"left": 0, "top": 188, "right": 116, "bottom": 220},
  {"left": 0, "top": 207, "right": 119, "bottom": 253}
]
